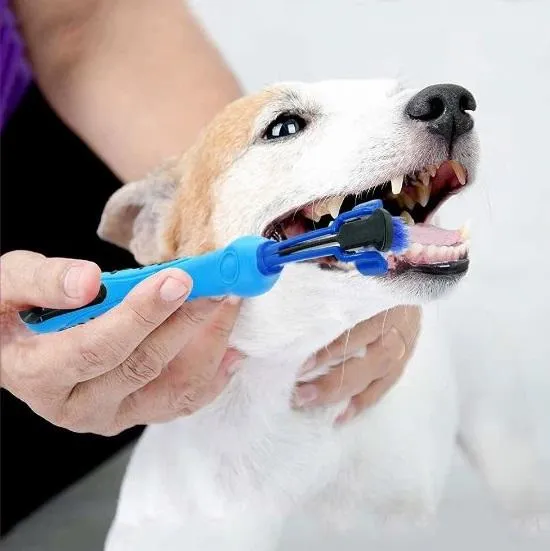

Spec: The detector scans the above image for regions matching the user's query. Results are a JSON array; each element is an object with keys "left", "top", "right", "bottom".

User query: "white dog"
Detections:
[{"left": 98, "top": 79, "right": 481, "bottom": 550}]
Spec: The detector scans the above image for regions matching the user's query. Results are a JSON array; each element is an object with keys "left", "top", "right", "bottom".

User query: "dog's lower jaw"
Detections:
[{"left": 228, "top": 264, "right": 411, "bottom": 359}]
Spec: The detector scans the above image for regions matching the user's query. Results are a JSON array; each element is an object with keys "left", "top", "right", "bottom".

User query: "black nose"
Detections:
[{"left": 405, "top": 84, "right": 476, "bottom": 143}]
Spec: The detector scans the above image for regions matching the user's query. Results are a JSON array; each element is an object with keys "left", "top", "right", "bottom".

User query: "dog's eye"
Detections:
[{"left": 263, "top": 114, "right": 306, "bottom": 140}]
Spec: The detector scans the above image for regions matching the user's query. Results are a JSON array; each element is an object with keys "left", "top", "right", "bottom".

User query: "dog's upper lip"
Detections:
[{"left": 262, "top": 158, "right": 470, "bottom": 237}]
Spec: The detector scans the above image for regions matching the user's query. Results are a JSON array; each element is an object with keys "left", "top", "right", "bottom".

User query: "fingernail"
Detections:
[
  {"left": 299, "top": 355, "right": 317, "bottom": 374},
  {"left": 335, "top": 404, "right": 356, "bottom": 425},
  {"left": 226, "top": 295, "right": 242, "bottom": 306},
  {"left": 64, "top": 265, "right": 84, "bottom": 298},
  {"left": 160, "top": 277, "right": 190, "bottom": 302},
  {"left": 294, "top": 384, "right": 318, "bottom": 407},
  {"left": 382, "top": 327, "right": 406, "bottom": 360}
]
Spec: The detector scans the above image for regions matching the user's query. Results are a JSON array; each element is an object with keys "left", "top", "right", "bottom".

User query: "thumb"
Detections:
[{"left": 0, "top": 250, "right": 101, "bottom": 310}]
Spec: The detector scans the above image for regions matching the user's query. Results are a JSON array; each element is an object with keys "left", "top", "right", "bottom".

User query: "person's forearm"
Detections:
[{"left": 13, "top": 0, "right": 242, "bottom": 181}]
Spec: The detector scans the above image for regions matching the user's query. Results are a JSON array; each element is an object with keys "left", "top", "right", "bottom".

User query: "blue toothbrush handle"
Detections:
[{"left": 20, "top": 236, "right": 282, "bottom": 334}]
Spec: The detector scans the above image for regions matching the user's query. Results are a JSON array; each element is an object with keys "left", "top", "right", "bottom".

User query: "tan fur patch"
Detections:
[{"left": 162, "top": 89, "right": 279, "bottom": 259}]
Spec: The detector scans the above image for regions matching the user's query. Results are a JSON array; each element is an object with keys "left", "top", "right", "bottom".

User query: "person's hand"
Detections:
[
  {"left": 293, "top": 305, "right": 421, "bottom": 424},
  {"left": 0, "top": 251, "right": 243, "bottom": 435}
]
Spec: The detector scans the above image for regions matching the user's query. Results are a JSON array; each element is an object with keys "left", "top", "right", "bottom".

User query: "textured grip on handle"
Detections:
[{"left": 20, "top": 236, "right": 281, "bottom": 334}]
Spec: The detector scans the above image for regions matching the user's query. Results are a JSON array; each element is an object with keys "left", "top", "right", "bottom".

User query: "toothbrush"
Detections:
[{"left": 19, "top": 200, "right": 409, "bottom": 334}]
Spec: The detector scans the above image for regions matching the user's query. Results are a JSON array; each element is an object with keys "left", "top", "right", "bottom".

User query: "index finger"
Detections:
[
  {"left": 115, "top": 297, "right": 243, "bottom": 426},
  {"left": 179, "top": 296, "right": 243, "bottom": 377},
  {"left": 46, "top": 268, "right": 200, "bottom": 383}
]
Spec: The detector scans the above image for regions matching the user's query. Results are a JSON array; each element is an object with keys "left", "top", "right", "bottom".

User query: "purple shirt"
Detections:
[{"left": 0, "top": 0, "right": 31, "bottom": 131}]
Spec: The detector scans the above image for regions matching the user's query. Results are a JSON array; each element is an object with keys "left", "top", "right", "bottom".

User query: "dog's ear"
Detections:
[{"left": 97, "top": 163, "right": 178, "bottom": 265}]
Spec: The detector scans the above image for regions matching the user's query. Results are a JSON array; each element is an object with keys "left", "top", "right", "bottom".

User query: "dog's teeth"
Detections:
[
  {"left": 408, "top": 243, "right": 423, "bottom": 260},
  {"left": 313, "top": 203, "right": 330, "bottom": 221},
  {"left": 400, "top": 211, "right": 415, "bottom": 225},
  {"left": 428, "top": 165, "right": 437, "bottom": 177},
  {"left": 304, "top": 196, "right": 346, "bottom": 221},
  {"left": 426, "top": 245, "right": 438, "bottom": 259},
  {"left": 309, "top": 207, "right": 322, "bottom": 222},
  {"left": 302, "top": 205, "right": 317, "bottom": 222},
  {"left": 405, "top": 243, "right": 423, "bottom": 260},
  {"left": 437, "top": 246, "right": 449, "bottom": 262},
  {"left": 449, "top": 161, "right": 467, "bottom": 185},
  {"left": 460, "top": 219, "right": 471, "bottom": 240},
  {"left": 327, "top": 196, "right": 345, "bottom": 219},
  {"left": 391, "top": 176, "right": 404, "bottom": 195},
  {"left": 419, "top": 172, "right": 430, "bottom": 187},
  {"left": 417, "top": 183, "right": 431, "bottom": 208}
]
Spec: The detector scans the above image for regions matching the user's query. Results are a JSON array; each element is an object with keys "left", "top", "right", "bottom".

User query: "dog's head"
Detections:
[{"left": 98, "top": 79, "right": 478, "bottom": 310}]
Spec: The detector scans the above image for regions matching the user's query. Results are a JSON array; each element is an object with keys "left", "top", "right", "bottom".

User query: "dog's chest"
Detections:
[{"left": 173, "top": 307, "right": 456, "bottom": 507}]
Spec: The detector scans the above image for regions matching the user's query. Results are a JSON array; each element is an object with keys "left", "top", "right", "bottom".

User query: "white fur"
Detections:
[{"left": 103, "top": 80, "right": 485, "bottom": 550}]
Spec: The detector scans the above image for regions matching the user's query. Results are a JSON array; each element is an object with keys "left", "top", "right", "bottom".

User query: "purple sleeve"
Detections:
[{"left": 0, "top": 0, "right": 31, "bottom": 131}]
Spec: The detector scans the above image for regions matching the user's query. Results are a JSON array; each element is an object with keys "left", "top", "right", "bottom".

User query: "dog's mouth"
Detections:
[{"left": 262, "top": 160, "right": 471, "bottom": 276}]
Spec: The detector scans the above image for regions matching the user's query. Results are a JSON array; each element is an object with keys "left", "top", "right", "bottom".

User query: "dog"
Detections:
[{"left": 98, "top": 79, "right": 481, "bottom": 550}]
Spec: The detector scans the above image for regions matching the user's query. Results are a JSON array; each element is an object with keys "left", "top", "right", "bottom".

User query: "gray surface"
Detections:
[
  {"left": 2, "top": 447, "right": 548, "bottom": 551},
  {"left": 1, "top": 446, "right": 132, "bottom": 551},
  {"left": 3, "top": 0, "right": 549, "bottom": 549}
]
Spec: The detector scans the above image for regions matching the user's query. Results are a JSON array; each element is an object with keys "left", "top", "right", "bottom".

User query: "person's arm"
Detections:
[{"left": 12, "top": 0, "right": 241, "bottom": 181}]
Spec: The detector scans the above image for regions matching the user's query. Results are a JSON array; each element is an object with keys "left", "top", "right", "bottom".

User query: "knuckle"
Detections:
[
  {"left": 97, "top": 424, "right": 124, "bottom": 437},
  {"left": 173, "top": 306, "right": 208, "bottom": 329},
  {"left": 326, "top": 372, "right": 355, "bottom": 400},
  {"left": 52, "top": 390, "right": 90, "bottom": 430},
  {"left": 318, "top": 380, "right": 341, "bottom": 403},
  {"left": 51, "top": 404, "right": 84, "bottom": 431},
  {"left": 50, "top": 388, "right": 117, "bottom": 435},
  {"left": 168, "top": 374, "right": 210, "bottom": 415},
  {"left": 143, "top": 340, "right": 171, "bottom": 366},
  {"left": 77, "top": 345, "right": 103, "bottom": 370},
  {"left": 0, "top": 250, "right": 25, "bottom": 275},
  {"left": 124, "top": 300, "right": 159, "bottom": 330},
  {"left": 76, "top": 335, "right": 122, "bottom": 375},
  {"left": 121, "top": 349, "right": 162, "bottom": 385},
  {"left": 208, "top": 319, "right": 232, "bottom": 341},
  {"left": 352, "top": 395, "right": 370, "bottom": 413},
  {"left": 34, "top": 258, "right": 62, "bottom": 296}
]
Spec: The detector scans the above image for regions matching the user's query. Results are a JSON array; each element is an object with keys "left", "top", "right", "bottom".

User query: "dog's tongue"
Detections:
[{"left": 408, "top": 224, "right": 462, "bottom": 246}]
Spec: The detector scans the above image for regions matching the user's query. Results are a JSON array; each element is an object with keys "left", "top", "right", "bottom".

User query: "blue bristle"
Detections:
[{"left": 391, "top": 217, "right": 410, "bottom": 253}]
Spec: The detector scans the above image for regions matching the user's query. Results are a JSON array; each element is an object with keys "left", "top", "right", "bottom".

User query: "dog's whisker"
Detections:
[
  {"left": 481, "top": 184, "right": 494, "bottom": 223},
  {"left": 381, "top": 309, "right": 390, "bottom": 338},
  {"left": 335, "top": 328, "right": 353, "bottom": 395}
]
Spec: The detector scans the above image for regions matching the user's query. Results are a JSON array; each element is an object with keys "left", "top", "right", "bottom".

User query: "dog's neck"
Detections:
[
  {"left": 228, "top": 264, "right": 407, "bottom": 363},
  {"left": 172, "top": 263, "right": 420, "bottom": 454}
]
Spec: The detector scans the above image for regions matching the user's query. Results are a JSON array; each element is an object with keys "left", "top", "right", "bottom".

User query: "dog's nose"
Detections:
[{"left": 405, "top": 84, "right": 476, "bottom": 143}]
